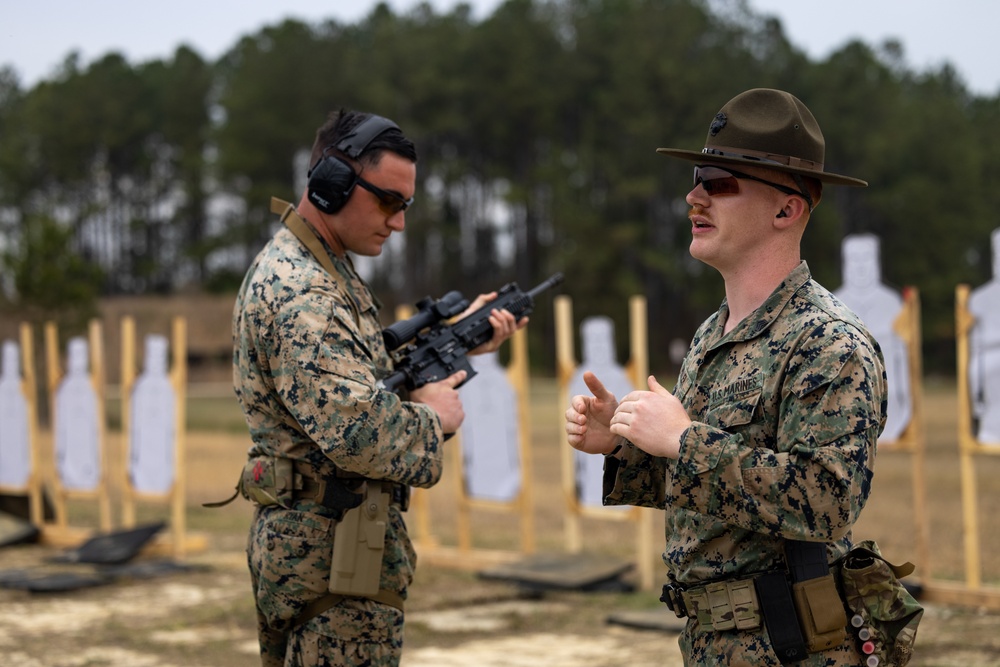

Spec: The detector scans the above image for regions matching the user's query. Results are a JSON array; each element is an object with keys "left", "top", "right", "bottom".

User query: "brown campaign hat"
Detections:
[{"left": 657, "top": 88, "right": 867, "bottom": 187}]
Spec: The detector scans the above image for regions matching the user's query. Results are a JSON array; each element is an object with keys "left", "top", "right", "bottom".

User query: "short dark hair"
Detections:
[{"left": 309, "top": 109, "right": 417, "bottom": 170}]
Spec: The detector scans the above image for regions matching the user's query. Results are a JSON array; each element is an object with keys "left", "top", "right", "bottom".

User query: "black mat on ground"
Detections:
[
  {"left": 49, "top": 521, "right": 166, "bottom": 565},
  {"left": 478, "top": 552, "right": 635, "bottom": 592},
  {"left": 0, "top": 510, "right": 40, "bottom": 548},
  {"left": 0, "top": 559, "right": 207, "bottom": 593},
  {"left": 0, "top": 521, "right": 201, "bottom": 593},
  {"left": 101, "top": 559, "right": 206, "bottom": 580},
  {"left": 606, "top": 608, "right": 689, "bottom": 633},
  {"left": 0, "top": 569, "right": 112, "bottom": 592}
]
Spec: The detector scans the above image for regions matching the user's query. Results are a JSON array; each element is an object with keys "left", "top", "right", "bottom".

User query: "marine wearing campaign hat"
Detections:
[{"left": 565, "top": 86, "right": 914, "bottom": 665}]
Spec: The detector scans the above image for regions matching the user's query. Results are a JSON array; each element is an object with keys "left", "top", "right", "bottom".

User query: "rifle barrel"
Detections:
[{"left": 528, "top": 272, "right": 564, "bottom": 299}]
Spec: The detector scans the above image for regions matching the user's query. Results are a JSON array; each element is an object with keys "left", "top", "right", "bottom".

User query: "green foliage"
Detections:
[
  {"left": 1, "top": 213, "right": 103, "bottom": 329},
  {"left": 0, "top": 0, "right": 997, "bottom": 374}
]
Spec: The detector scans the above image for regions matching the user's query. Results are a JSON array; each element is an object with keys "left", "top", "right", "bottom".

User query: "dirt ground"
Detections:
[{"left": 2, "top": 379, "right": 1000, "bottom": 666}]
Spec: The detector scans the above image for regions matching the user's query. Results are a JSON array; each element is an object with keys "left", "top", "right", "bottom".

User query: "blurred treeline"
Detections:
[{"left": 1, "top": 0, "right": 999, "bottom": 375}]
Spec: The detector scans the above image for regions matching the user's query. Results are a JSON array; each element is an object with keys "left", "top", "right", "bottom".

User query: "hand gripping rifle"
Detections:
[{"left": 379, "top": 272, "right": 564, "bottom": 393}]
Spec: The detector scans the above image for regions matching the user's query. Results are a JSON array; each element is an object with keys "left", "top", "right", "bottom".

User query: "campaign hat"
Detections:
[{"left": 657, "top": 88, "right": 867, "bottom": 187}]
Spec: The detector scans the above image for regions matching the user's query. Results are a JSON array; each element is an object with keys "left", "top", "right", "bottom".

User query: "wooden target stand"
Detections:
[
  {"left": 554, "top": 294, "right": 658, "bottom": 592},
  {"left": 31, "top": 317, "right": 203, "bottom": 558},
  {"left": 935, "top": 285, "right": 1000, "bottom": 609},
  {"left": 119, "top": 316, "right": 205, "bottom": 558},
  {"left": 40, "top": 319, "right": 113, "bottom": 545},
  {"left": 399, "top": 306, "right": 536, "bottom": 570},
  {"left": 0, "top": 323, "right": 46, "bottom": 527}
]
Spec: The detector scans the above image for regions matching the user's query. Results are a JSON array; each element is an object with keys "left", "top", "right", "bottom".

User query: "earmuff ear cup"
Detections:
[
  {"left": 306, "top": 114, "right": 401, "bottom": 214},
  {"left": 307, "top": 156, "right": 358, "bottom": 214}
]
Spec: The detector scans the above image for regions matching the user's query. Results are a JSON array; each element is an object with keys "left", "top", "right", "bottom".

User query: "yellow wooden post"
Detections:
[
  {"left": 626, "top": 296, "right": 656, "bottom": 592},
  {"left": 955, "top": 284, "right": 982, "bottom": 589},
  {"left": 172, "top": 317, "right": 188, "bottom": 558},
  {"left": 19, "top": 323, "right": 44, "bottom": 526},
  {"left": 554, "top": 295, "right": 582, "bottom": 552},
  {"left": 510, "top": 328, "right": 536, "bottom": 554},
  {"left": 43, "top": 321, "right": 68, "bottom": 530},
  {"left": 120, "top": 316, "right": 137, "bottom": 528},
  {"left": 903, "top": 288, "right": 931, "bottom": 581},
  {"left": 88, "top": 318, "right": 112, "bottom": 532}
]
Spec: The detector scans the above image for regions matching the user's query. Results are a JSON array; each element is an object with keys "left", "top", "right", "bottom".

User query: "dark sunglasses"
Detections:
[
  {"left": 694, "top": 165, "right": 812, "bottom": 209},
  {"left": 356, "top": 177, "right": 414, "bottom": 216}
]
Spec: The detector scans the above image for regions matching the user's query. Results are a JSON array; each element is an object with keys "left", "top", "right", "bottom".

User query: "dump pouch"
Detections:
[
  {"left": 836, "top": 540, "right": 923, "bottom": 667},
  {"left": 240, "top": 456, "right": 296, "bottom": 508},
  {"left": 329, "top": 480, "right": 390, "bottom": 597}
]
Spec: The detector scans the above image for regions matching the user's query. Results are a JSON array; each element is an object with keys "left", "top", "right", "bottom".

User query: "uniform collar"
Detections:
[{"left": 711, "top": 261, "right": 812, "bottom": 347}]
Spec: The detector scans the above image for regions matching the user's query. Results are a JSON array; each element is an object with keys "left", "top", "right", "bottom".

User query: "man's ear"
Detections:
[{"left": 774, "top": 196, "right": 809, "bottom": 226}]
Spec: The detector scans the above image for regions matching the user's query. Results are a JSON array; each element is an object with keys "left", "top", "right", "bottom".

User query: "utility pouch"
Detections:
[
  {"left": 329, "top": 480, "right": 390, "bottom": 597},
  {"left": 837, "top": 540, "right": 923, "bottom": 667},
  {"left": 240, "top": 456, "right": 296, "bottom": 507},
  {"left": 792, "top": 574, "right": 847, "bottom": 652},
  {"left": 755, "top": 571, "right": 809, "bottom": 665},
  {"left": 786, "top": 540, "right": 847, "bottom": 653}
]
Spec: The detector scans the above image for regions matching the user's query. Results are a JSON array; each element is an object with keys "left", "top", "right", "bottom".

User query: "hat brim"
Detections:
[{"left": 656, "top": 147, "right": 868, "bottom": 188}]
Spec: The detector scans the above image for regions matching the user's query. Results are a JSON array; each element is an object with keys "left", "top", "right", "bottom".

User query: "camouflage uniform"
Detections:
[
  {"left": 605, "top": 262, "right": 888, "bottom": 666},
  {"left": 233, "top": 211, "right": 444, "bottom": 667}
]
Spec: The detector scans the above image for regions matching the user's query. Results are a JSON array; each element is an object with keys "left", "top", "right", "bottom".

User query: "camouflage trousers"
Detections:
[
  {"left": 247, "top": 505, "right": 405, "bottom": 666},
  {"left": 253, "top": 603, "right": 403, "bottom": 667},
  {"left": 679, "top": 620, "right": 865, "bottom": 666}
]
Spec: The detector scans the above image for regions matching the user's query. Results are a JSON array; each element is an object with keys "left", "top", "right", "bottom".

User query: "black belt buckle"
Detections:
[{"left": 660, "top": 582, "right": 688, "bottom": 618}]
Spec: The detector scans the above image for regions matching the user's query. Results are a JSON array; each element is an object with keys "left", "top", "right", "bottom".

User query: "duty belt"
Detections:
[
  {"left": 297, "top": 474, "right": 410, "bottom": 512},
  {"left": 208, "top": 455, "right": 411, "bottom": 517},
  {"left": 661, "top": 575, "right": 763, "bottom": 631}
]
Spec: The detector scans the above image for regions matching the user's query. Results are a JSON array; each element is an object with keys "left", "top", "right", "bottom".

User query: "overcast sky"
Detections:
[{"left": 1, "top": 1, "right": 997, "bottom": 96}]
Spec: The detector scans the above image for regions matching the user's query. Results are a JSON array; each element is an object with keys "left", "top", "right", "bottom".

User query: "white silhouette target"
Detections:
[
  {"left": 968, "top": 228, "right": 1000, "bottom": 443},
  {"left": 54, "top": 337, "right": 101, "bottom": 491},
  {"left": 459, "top": 352, "right": 521, "bottom": 501},
  {"left": 129, "top": 335, "right": 176, "bottom": 494},
  {"left": 833, "top": 234, "right": 912, "bottom": 442},
  {"left": 569, "top": 317, "right": 634, "bottom": 508},
  {"left": 0, "top": 340, "right": 31, "bottom": 488}
]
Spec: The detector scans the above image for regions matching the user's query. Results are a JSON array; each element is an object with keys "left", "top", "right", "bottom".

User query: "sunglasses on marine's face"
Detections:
[
  {"left": 693, "top": 165, "right": 806, "bottom": 201},
  {"left": 356, "top": 177, "right": 414, "bottom": 216}
]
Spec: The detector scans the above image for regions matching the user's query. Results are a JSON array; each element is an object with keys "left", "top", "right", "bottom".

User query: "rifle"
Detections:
[{"left": 379, "top": 272, "right": 564, "bottom": 393}]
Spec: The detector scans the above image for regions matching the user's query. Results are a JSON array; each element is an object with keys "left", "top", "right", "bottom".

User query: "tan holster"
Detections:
[{"left": 329, "top": 480, "right": 391, "bottom": 598}]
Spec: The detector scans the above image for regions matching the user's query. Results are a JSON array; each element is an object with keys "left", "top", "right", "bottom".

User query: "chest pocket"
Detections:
[
  {"left": 705, "top": 390, "right": 762, "bottom": 434},
  {"left": 313, "top": 292, "right": 384, "bottom": 382}
]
